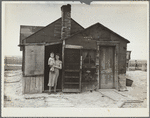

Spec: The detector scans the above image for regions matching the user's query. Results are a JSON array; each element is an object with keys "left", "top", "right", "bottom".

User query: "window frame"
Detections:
[{"left": 82, "top": 49, "right": 96, "bottom": 68}]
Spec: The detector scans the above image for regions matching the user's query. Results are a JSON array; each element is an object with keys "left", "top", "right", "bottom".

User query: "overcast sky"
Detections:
[{"left": 2, "top": 1, "right": 148, "bottom": 60}]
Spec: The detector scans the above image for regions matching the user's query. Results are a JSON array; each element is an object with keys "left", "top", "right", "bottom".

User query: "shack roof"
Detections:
[
  {"left": 21, "top": 18, "right": 84, "bottom": 43},
  {"left": 20, "top": 25, "right": 44, "bottom": 44},
  {"left": 65, "top": 22, "right": 130, "bottom": 43},
  {"left": 20, "top": 18, "right": 130, "bottom": 47}
]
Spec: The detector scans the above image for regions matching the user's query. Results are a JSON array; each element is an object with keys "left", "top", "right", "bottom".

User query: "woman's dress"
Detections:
[
  {"left": 54, "top": 60, "right": 62, "bottom": 86},
  {"left": 48, "top": 59, "right": 62, "bottom": 87}
]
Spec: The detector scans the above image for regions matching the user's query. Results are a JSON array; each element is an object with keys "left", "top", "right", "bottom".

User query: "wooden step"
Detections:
[
  {"left": 64, "top": 82, "right": 79, "bottom": 85},
  {"left": 62, "top": 89, "right": 80, "bottom": 93},
  {"left": 65, "top": 63, "right": 79, "bottom": 65},
  {"left": 65, "top": 70, "right": 80, "bottom": 72},
  {"left": 65, "top": 76, "right": 79, "bottom": 78}
]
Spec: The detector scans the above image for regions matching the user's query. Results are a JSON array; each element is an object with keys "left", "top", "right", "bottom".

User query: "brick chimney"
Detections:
[{"left": 61, "top": 4, "right": 71, "bottom": 40}]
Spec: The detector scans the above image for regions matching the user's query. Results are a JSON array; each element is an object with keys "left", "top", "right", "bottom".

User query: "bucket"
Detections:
[{"left": 126, "top": 78, "right": 133, "bottom": 86}]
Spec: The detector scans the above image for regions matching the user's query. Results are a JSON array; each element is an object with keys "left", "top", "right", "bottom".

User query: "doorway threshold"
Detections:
[{"left": 43, "top": 89, "right": 62, "bottom": 93}]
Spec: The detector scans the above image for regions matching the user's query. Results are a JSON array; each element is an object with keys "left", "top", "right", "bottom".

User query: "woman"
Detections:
[
  {"left": 47, "top": 52, "right": 56, "bottom": 94},
  {"left": 53, "top": 53, "right": 62, "bottom": 93}
]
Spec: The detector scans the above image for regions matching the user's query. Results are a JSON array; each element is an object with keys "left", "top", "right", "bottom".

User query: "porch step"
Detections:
[
  {"left": 64, "top": 82, "right": 79, "bottom": 84},
  {"left": 62, "top": 89, "right": 80, "bottom": 93},
  {"left": 65, "top": 76, "right": 79, "bottom": 78},
  {"left": 65, "top": 70, "right": 80, "bottom": 72}
]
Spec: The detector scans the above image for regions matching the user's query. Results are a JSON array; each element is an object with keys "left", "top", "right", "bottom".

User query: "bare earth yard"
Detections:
[{"left": 3, "top": 70, "right": 147, "bottom": 108}]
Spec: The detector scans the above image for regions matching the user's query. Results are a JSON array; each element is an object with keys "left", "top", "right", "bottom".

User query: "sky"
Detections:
[{"left": 2, "top": 1, "right": 148, "bottom": 60}]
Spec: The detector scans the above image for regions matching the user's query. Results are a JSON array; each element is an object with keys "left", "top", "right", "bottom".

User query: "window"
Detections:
[
  {"left": 82, "top": 50, "right": 97, "bottom": 82},
  {"left": 82, "top": 50, "right": 96, "bottom": 67}
]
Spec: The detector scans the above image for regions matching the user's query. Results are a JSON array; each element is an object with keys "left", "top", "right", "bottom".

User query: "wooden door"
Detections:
[
  {"left": 24, "top": 45, "right": 45, "bottom": 76},
  {"left": 23, "top": 45, "right": 45, "bottom": 94},
  {"left": 62, "top": 45, "right": 82, "bottom": 92},
  {"left": 99, "top": 46, "right": 115, "bottom": 89}
]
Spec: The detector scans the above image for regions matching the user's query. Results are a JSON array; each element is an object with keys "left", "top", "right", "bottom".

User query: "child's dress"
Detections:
[
  {"left": 48, "top": 57, "right": 55, "bottom": 87},
  {"left": 48, "top": 57, "right": 55, "bottom": 72}
]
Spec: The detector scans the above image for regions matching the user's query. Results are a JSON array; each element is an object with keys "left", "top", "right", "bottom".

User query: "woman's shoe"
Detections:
[
  {"left": 48, "top": 92, "right": 51, "bottom": 95},
  {"left": 53, "top": 92, "right": 57, "bottom": 94},
  {"left": 53, "top": 90, "right": 56, "bottom": 94}
]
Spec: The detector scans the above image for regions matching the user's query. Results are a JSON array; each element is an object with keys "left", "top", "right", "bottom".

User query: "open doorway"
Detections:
[{"left": 44, "top": 43, "right": 62, "bottom": 91}]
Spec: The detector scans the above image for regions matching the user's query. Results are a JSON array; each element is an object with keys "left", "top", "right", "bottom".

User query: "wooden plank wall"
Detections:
[
  {"left": 66, "top": 24, "right": 128, "bottom": 75},
  {"left": 111, "top": 34, "right": 127, "bottom": 74},
  {"left": 78, "top": 45, "right": 100, "bottom": 91},
  {"left": 24, "top": 45, "right": 44, "bottom": 76},
  {"left": 22, "top": 76, "right": 44, "bottom": 94}
]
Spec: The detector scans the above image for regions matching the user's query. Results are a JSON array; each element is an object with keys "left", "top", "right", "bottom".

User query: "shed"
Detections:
[{"left": 19, "top": 4, "right": 130, "bottom": 94}]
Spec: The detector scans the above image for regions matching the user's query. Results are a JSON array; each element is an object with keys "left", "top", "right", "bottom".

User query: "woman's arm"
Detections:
[{"left": 54, "top": 62, "right": 62, "bottom": 69}]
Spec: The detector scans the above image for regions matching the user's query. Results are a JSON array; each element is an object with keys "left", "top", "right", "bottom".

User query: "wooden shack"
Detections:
[{"left": 18, "top": 4, "right": 130, "bottom": 94}]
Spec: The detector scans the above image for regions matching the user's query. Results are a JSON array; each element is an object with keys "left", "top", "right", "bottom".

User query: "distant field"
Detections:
[
  {"left": 4, "top": 56, "right": 22, "bottom": 64},
  {"left": 128, "top": 60, "right": 147, "bottom": 71},
  {"left": 129, "top": 60, "right": 147, "bottom": 66},
  {"left": 4, "top": 56, "right": 22, "bottom": 70}
]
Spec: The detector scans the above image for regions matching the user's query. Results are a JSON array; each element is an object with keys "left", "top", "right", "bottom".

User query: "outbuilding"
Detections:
[{"left": 19, "top": 4, "right": 130, "bottom": 94}]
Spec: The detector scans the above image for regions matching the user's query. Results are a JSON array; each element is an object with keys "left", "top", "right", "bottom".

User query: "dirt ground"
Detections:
[
  {"left": 121, "top": 71, "right": 147, "bottom": 108},
  {"left": 3, "top": 70, "right": 147, "bottom": 108}
]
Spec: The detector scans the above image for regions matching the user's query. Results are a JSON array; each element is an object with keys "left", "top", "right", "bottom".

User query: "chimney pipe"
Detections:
[{"left": 61, "top": 4, "right": 71, "bottom": 40}]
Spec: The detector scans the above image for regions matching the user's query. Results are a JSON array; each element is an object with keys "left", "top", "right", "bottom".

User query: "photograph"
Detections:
[{"left": 2, "top": 1, "right": 149, "bottom": 117}]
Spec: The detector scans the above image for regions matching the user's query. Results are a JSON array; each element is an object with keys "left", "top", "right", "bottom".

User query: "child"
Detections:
[
  {"left": 48, "top": 52, "right": 55, "bottom": 72},
  {"left": 48, "top": 52, "right": 55, "bottom": 94}
]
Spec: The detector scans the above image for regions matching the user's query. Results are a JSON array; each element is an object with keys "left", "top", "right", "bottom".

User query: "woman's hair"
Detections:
[
  {"left": 55, "top": 53, "right": 60, "bottom": 57},
  {"left": 50, "top": 52, "right": 54, "bottom": 55}
]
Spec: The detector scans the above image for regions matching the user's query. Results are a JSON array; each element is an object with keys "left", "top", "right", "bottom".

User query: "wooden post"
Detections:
[
  {"left": 62, "top": 40, "right": 65, "bottom": 90},
  {"left": 22, "top": 77, "right": 25, "bottom": 94},
  {"left": 97, "top": 45, "right": 100, "bottom": 89},
  {"left": 115, "top": 44, "right": 119, "bottom": 90},
  {"left": 79, "top": 50, "right": 82, "bottom": 92},
  {"left": 22, "top": 50, "right": 23, "bottom": 71},
  {"left": 99, "top": 46, "right": 102, "bottom": 89},
  {"left": 23, "top": 46, "right": 25, "bottom": 76}
]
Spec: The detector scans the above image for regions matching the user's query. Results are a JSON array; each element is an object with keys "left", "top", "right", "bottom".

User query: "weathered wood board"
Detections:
[
  {"left": 100, "top": 46, "right": 115, "bottom": 89},
  {"left": 24, "top": 45, "right": 44, "bottom": 76},
  {"left": 22, "top": 76, "right": 44, "bottom": 94}
]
